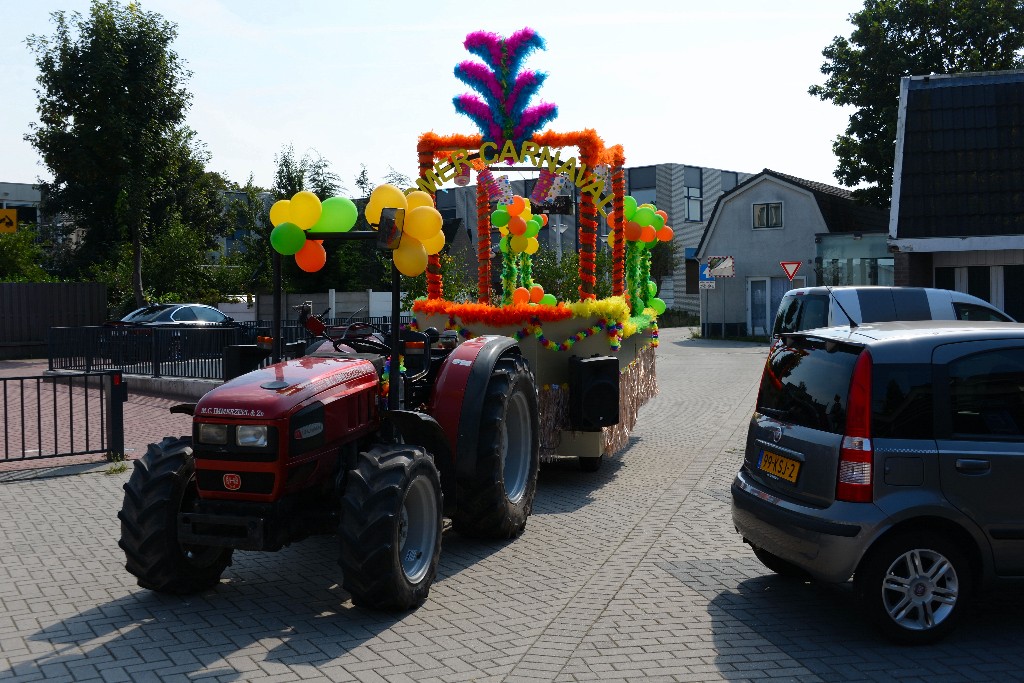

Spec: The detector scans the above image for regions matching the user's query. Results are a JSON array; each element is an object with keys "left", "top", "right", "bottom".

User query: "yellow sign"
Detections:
[{"left": 0, "top": 209, "right": 16, "bottom": 234}]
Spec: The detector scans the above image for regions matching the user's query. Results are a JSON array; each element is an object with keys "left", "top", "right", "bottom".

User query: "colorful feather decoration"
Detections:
[{"left": 453, "top": 27, "right": 559, "bottom": 148}]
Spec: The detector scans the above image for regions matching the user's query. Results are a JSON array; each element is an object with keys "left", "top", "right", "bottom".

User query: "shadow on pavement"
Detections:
[{"left": 532, "top": 438, "right": 632, "bottom": 514}]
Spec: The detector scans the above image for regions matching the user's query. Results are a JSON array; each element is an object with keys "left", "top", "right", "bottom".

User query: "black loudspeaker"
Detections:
[{"left": 568, "top": 355, "right": 620, "bottom": 431}]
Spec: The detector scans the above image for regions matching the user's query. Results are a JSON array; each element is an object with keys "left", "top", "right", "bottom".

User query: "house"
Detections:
[
  {"left": 695, "top": 169, "right": 889, "bottom": 337},
  {"left": 889, "top": 70, "right": 1024, "bottom": 321}
]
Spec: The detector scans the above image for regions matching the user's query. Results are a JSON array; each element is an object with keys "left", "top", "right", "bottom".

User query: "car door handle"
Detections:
[{"left": 955, "top": 458, "right": 991, "bottom": 474}]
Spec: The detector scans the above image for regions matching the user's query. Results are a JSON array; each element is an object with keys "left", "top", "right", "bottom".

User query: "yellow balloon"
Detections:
[
  {"left": 405, "top": 191, "right": 434, "bottom": 211},
  {"left": 498, "top": 225, "right": 509, "bottom": 236},
  {"left": 269, "top": 200, "right": 291, "bottom": 227},
  {"left": 521, "top": 209, "right": 533, "bottom": 222},
  {"left": 422, "top": 230, "right": 445, "bottom": 255},
  {"left": 404, "top": 206, "right": 442, "bottom": 241},
  {"left": 290, "top": 191, "right": 322, "bottom": 230},
  {"left": 393, "top": 235, "right": 428, "bottom": 276},
  {"left": 365, "top": 184, "right": 408, "bottom": 226},
  {"left": 525, "top": 237, "right": 539, "bottom": 254},
  {"left": 510, "top": 234, "right": 528, "bottom": 253},
  {"left": 607, "top": 232, "right": 615, "bottom": 247}
]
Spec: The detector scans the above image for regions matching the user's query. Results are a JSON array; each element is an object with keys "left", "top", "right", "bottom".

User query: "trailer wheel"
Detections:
[
  {"left": 453, "top": 354, "right": 540, "bottom": 539},
  {"left": 339, "top": 444, "right": 443, "bottom": 610},
  {"left": 118, "top": 437, "right": 233, "bottom": 594}
]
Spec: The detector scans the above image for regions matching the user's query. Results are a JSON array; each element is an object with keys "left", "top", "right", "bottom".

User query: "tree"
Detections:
[
  {"left": 354, "top": 164, "right": 373, "bottom": 198},
  {"left": 307, "top": 152, "right": 345, "bottom": 200},
  {"left": 0, "top": 226, "right": 53, "bottom": 282},
  {"left": 26, "top": 1, "right": 208, "bottom": 305},
  {"left": 810, "top": 0, "right": 1024, "bottom": 207}
]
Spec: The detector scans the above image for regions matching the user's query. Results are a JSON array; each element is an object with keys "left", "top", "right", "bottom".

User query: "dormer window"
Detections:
[{"left": 753, "top": 202, "right": 783, "bottom": 229}]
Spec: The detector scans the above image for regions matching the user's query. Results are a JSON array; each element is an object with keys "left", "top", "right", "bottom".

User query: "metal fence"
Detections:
[
  {"left": 1, "top": 370, "right": 127, "bottom": 462},
  {"left": 48, "top": 317, "right": 412, "bottom": 380}
]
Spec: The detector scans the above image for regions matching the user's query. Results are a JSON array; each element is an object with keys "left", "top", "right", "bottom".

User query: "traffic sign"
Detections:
[
  {"left": 0, "top": 209, "right": 16, "bottom": 234},
  {"left": 780, "top": 261, "right": 802, "bottom": 281},
  {"left": 706, "top": 256, "right": 735, "bottom": 278}
]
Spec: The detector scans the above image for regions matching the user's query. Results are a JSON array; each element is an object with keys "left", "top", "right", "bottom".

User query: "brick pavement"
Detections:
[{"left": 0, "top": 329, "right": 1022, "bottom": 682}]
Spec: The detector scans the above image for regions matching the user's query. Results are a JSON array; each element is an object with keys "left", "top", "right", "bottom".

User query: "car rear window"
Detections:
[
  {"left": 871, "top": 364, "right": 933, "bottom": 439},
  {"left": 772, "top": 294, "right": 829, "bottom": 336},
  {"left": 125, "top": 306, "right": 173, "bottom": 323},
  {"left": 756, "top": 338, "right": 861, "bottom": 434}
]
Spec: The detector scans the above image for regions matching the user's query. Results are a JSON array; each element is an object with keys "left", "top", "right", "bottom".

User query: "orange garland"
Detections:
[
  {"left": 413, "top": 298, "right": 573, "bottom": 326},
  {"left": 611, "top": 165, "right": 625, "bottom": 296}
]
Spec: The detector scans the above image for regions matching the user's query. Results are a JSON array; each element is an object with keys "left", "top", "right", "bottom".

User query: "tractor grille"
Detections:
[
  {"left": 193, "top": 447, "right": 278, "bottom": 463},
  {"left": 196, "top": 470, "right": 275, "bottom": 495}
]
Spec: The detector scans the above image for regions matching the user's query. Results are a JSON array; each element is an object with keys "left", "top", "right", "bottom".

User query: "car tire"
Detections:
[
  {"left": 752, "top": 545, "right": 810, "bottom": 579},
  {"left": 855, "top": 531, "right": 972, "bottom": 645}
]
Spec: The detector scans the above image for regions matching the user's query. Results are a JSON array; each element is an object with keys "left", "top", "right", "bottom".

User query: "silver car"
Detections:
[{"left": 732, "top": 320, "right": 1024, "bottom": 644}]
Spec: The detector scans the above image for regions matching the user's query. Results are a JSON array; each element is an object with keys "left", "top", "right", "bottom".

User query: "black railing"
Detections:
[{"left": 1, "top": 370, "right": 127, "bottom": 462}]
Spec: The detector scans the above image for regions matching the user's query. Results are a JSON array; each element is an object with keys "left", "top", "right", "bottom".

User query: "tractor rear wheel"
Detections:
[
  {"left": 118, "top": 437, "right": 233, "bottom": 594},
  {"left": 339, "top": 444, "right": 443, "bottom": 610},
  {"left": 452, "top": 353, "right": 540, "bottom": 539}
]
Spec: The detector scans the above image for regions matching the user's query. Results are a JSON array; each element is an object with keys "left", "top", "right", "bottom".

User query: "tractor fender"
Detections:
[
  {"left": 426, "top": 335, "right": 522, "bottom": 480},
  {"left": 386, "top": 409, "right": 456, "bottom": 508}
]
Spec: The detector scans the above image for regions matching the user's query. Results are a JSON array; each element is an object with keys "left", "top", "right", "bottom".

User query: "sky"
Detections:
[{"left": 2, "top": 0, "right": 867, "bottom": 193}]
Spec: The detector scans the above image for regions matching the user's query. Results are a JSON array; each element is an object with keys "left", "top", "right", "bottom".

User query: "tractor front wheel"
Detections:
[
  {"left": 118, "top": 437, "right": 233, "bottom": 594},
  {"left": 339, "top": 444, "right": 443, "bottom": 610},
  {"left": 452, "top": 353, "right": 540, "bottom": 539}
]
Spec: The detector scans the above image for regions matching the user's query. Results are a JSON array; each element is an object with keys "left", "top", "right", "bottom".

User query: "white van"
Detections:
[{"left": 772, "top": 286, "right": 1015, "bottom": 340}]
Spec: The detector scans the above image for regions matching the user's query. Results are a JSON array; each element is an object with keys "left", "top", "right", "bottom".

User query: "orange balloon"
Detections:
[
  {"left": 512, "top": 287, "right": 530, "bottom": 305},
  {"left": 657, "top": 226, "right": 674, "bottom": 242},
  {"left": 508, "top": 195, "right": 525, "bottom": 217},
  {"left": 508, "top": 215, "right": 527, "bottom": 236},
  {"left": 529, "top": 285, "right": 544, "bottom": 303},
  {"left": 539, "top": 213, "right": 548, "bottom": 226},
  {"left": 295, "top": 240, "right": 327, "bottom": 272},
  {"left": 624, "top": 221, "right": 642, "bottom": 241},
  {"left": 640, "top": 225, "right": 657, "bottom": 242},
  {"left": 655, "top": 210, "right": 668, "bottom": 222}
]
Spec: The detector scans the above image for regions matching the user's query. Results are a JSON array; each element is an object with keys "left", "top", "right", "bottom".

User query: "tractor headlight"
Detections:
[
  {"left": 236, "top": 425, "right": 268, "bottom": 448},
  {"left": 198, "top": 423, "right": 228, "bottom": 445}
]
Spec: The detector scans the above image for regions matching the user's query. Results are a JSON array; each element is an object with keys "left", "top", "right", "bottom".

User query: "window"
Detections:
[
  {"left": 753, "top": 202, "right": 783, "bottom": 229},
  {"left": 948, "top": 349, "right": 1024, "bottom": 438},
  {"left": 722, "top": 171, "right": 738, "bottom": 192},
  {"left": 684, "top": 166, "right": 702, "bottom": 222},
  {"left": 872, "top": 364, "right": 934, "bottom": 439},
  {"left": 954, "top": 302, "right": 1012, "bottom": 322}
]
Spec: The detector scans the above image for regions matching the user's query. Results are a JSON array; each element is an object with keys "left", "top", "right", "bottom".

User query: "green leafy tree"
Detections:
[
  {"left": 810, "top": 0, "right": 1024, "bottom": 207},
  {"left": 272, "top": 144, "right": 307, "bottom": 200},
  {"left": 354, "top": 164, "right": 373, "bottom": 198},
  {"left": 26, "top": 1, "right": 209, "bottom": 305},
  {"left": 307, "top": 152, "right": 344, "bottom": 200},
  {"left": 0, "top": 225, "right": 53, "bottom": 282}
]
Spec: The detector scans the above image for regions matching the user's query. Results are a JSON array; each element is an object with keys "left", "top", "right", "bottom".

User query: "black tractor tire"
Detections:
[
  {"left": 339, "top": 444, "right": 443, "bottom": 610},
  {"left": 452, "top": 353, "right": 540, "bottom": 539},
  {"left": 118, "top": 437, "right": 233, "bottom": 594},
  {"left": 752, "top": 545, "right": 810, "bottom": 579},
  {"left": 854, "top": 531, "right": 972, "bottom": 645}
]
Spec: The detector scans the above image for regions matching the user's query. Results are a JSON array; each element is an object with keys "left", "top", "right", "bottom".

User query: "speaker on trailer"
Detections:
[{"left": 568, "top": 355, "right": 620, "bottom": 431}]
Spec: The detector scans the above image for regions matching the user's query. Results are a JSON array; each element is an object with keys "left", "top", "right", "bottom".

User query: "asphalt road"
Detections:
[{"left": 0, "top": 328, "right": 1021, "bottom": 682}]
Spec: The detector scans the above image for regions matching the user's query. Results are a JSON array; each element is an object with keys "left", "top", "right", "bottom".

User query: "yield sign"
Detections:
[{"left": 780, "top": 261, "right": 802, "bottom": 281}]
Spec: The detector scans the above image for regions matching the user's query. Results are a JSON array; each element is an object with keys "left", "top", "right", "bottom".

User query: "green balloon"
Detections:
[
  {"left": 633, "top": 207, "right": 656, "bottom": 227},
  {"left": 643, "top": 238, "right": 658, "bottom": 250},
  {"left": 491, "top": 209, "right": 510, "bottom": 227},
  {"left": 499, "top": 235, "right": 509, "bottom": 253},
  {"left": 540, "top": 293, "right": 557, "bottom": 306},
  {"left": 270, "top": 222, "right": 306, "bottom": 255},
  {"left": 623, "top": 195, "right": 638, "bottom": 220},
  {"left": 524, "top": 219, "right": 541, "bottom": 238},
  {"left": 652, "top": 213, "right": 665, "bottom": 230},
  {"left": 651, "top": 297, "right": 667, "bottom": 315},
  {"left": 647, "top": 281, "right": 657, "bottom": 297},
  {"left": 309, "top": 196, "right": 358, "bottom": 233}
]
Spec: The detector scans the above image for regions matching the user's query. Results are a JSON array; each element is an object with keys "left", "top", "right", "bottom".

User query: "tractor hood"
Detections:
[{"left": 195, "top": 356, "right": 379, "bottom": 421}]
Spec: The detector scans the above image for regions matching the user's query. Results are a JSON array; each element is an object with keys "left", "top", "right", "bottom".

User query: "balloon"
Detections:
[
  {"left": 422, "top": 230, "right": 445, "bottom": 255},
  {"left": 510, "top": 234, "right": 528, "bottom": 253},
  {"left": 508, "top": 195, "right": 525, "bottom": 216},
  {"left": 643, "top": 237, "right": 658, "bottom": 250},
  {"left": 393, "top": 235, "right": 427, "bottom": 276},
  {"left": 270, "top": 222, "right": 306, "bottom": 255},
  {"left": 405, "top": 190, "right": 434, "bottom": 211},
  {"left": 640, "top": 225, "right": 657, "bottom": 242},
  {"left": 365, "top": 184, "right": 407, "bottom": 226},
  {"left": 498, "top": 225, "right": 509, "bottom": 236},
  {"left": 605, "top": 211, "right": 617, "bottom": 227},
  {"left": 633, "top": 207, "right": 656, "bottom": 227},
  {"left": 492, "top": 209, "right": 510, "bottom": 227},
  {"left": 657, "top": 226, "right": 674, "bottom": 242},
  {"left": 295, "top": 239, "right": 327, "bottom": 272},
  {"left": 623, "top": 196, "right": 638, "bottom": 220},
  {"left": 404, "top": 205, "right": 443, "bottom": 241},
  {"left": 499, "top": 236, "right": 509, "bottom": 253},
  {"left": 652, "top": 213, "right": 666, "bottom": 230},
  {"left": 639, "top": 203, "right": 656, "bottom": 211},
  {"left": 512, "top": 287, "right": 530, "bottom": 306},
  {"left": 508, "top": 215, "right": 527, "bottom": 236},
  {"left": 521, "top": 208, "right": 533, "bottom": 223},
  {"left": 524, "top": 219, "right": 541, "bottom": 238},
  {"left": 624, "top": 221, "right": 642, "bottom": 241},
  {"left": 655, "top": 209, "right": 668, "bottom": 222},
  {"left": 539, "top": 213, "right": 548, "bottom": 226},
  {"left": 647, "top": 281, "right": 658, "bottom": 297},
  {"left": 540, "top": 293, "right": 557, "bottom": 306},
  {"left": 309, "top": 196, "right": 358, "bottom": 233},
  {"left": 607, "top": 232, "right": 615, "bottom": 248},
  {"left": 269, "top": 200, "right": 291, "bottom": 227},
  {"left": 651, "top": 297, "right": 667, "bottom": 315},
  {"left": 525, "top": 237, "right": 539, "bottom": 254},
  {"left": 290, "top": 191, "right": 322, "bottom": 230},
  {"left": 529, "top": 285, "right": 545, "bottom": 303}
]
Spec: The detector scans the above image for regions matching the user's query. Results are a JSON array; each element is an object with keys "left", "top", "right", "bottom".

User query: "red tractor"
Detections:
[{"left": 118, "top": 287, "right": 540, "bottom": 610}]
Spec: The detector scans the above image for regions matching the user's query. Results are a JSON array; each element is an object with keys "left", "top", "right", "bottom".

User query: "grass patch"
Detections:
[{"left": 106, "top": 452, "right": 128, "bottom": 475}]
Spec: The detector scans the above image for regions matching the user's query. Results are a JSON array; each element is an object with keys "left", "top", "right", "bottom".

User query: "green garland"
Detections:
[
  {"left": 501, "top": 249, "right": 516, "bottom": 306},
  {"left": 520, "top": 252, "right": 534, "bottom": 289}
]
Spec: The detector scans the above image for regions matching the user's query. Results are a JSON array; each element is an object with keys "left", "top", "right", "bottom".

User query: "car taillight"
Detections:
[{"left": 837, "top": 350, "right": 873, "bottom": 503}]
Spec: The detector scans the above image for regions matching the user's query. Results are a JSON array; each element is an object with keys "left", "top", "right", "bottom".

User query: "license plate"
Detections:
[{"left": 759, "top": 449, "right": 801, "bottom": 483}]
